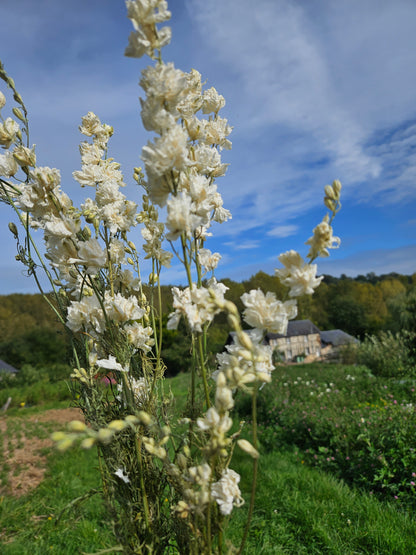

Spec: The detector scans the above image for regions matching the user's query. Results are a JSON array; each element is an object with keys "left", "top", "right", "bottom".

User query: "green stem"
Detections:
[{"left": 237, "top": 384, "right": 259, "bottom": 555}]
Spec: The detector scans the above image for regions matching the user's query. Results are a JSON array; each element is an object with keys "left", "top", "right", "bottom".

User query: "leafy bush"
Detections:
[
  {"left": 358, "top": 331, "right": 416, "bottom": 378},
  {"left": 235, "top": 363, "right": 416, "bottom": 508}
]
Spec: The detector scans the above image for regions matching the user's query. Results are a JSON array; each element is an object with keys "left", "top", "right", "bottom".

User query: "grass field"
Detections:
[{"left": 1, "top": 365, "right": 416, "bottom": 554}]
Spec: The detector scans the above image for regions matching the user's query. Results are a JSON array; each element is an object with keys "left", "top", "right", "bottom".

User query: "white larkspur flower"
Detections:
[
  {"left": 167, "top": 278, "right": 227, "bottom": 333},
  {"left": 165, "top": 192, "right": 205, "bottom": 240},
  {"left": 202, "top": 87, "right": 225, "bottom": 115},
  {"left": 79, "top": 112, "right": 105, "bottom": 138},
  {"left": 114, "top": 467, "right": 130, "bottom": 483},
  {"left": 109, "top": 238, "right": 126, "bottom": 264},
  {"left": 142, "top": 125, "right": 189, "bottom": 178},
  {"left": 104, "top": 292, "right": 145, "bottom": 323},
  {"left": 211, "top": 469, "right": 244, "bottom": 516},
  {"left": 12, "top": 144, "right": 36, "bottom": 167},
  {"left": 275, "top": 250, "right": 323, "bottom": 297},
  {"left": 305, "top": 215, "right": 340, "bottom": 259},
  {"left": 96, "top": 355, "right": 128, "bottom": 373},
  {"left": 124, "top": 322, "right": 155, "bottom": 353},
  {"left": 130, "top": 377, "right": 149, "bottom": 403},
  {"left": 0, "top": 118, "right": 19, "bottom": 148},
  {"left": 66, "top": 294, "right": 106, "bottom": 334},
  {"left": 68, "top": 238, "right": 107, "bottom": 274},
  {"left": 198, "top": 248, "right": 221, "bottom": 272},
  {"left": 241, "top": 289, "right": 297, "bottom": 334},
  {"left": 0, "top": 151, "right": 19, "bottom": 177},
  {"left": 196, "top": 407, "right": 233, "bottom": 435}
]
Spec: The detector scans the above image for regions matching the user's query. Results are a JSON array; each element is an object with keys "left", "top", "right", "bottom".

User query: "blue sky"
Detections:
[{"left": 1, "top": 0, "right": 416, "bottom": 294}]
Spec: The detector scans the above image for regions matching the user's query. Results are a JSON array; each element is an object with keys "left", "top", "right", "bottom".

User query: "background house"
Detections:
[
  {"left": 320, "top": 329, "right": 359, "bottom": 360},
  {"left": 266, "top": 320, "right": 321, "bottom": 362}
]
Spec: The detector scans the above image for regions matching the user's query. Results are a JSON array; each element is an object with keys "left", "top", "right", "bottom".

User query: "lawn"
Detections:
[{"left": 1, "top": 364, "right": 416, "bottom": 553}]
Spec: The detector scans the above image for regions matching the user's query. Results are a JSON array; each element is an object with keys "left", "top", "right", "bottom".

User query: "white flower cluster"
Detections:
[
  {"left": 138, "top": 59, "right": 231, "bottom": 242},
  {"left": 241, "top": 289, "right": 297, "bottom": 334},
  {"left": 216, "top": 329, "right": 274, "bottom": 389},
  {"left": 275, "top": 250, "right": 323, "bottom": 297},
  {"left": 75, "top": 112, "right": 138, "bottom": 235},
  {"left": 167, "top": 278, "right": 228, "bottom": 333},
  {"left": 125, "top": 0, "right": 172, "bottom": 60}
]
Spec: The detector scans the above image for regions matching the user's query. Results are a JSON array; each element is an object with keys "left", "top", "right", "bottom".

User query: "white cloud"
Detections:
[
  {"left": 267, "top": 225, "right": 298, "bottom": 238},
  {"left": 225, "top": 240, "right": 260, "bottom": 250}
]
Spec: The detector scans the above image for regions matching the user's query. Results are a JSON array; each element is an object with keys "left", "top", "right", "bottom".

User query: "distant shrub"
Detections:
[{"left": 358, "top": 331, "right": 416, "bottom": 378}]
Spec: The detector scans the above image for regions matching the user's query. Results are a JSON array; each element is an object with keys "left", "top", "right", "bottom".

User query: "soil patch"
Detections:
[{"left": 0, "top": 407, "right": 83, "bottom": 497}]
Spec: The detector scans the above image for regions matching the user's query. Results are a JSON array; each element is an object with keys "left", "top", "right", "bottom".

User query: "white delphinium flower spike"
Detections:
[
  {"left": 275, "top": 250, "right": 323, "bottom": 297},
  {"left": 240, "top": 289, "right": 297, "bottom": 333},
  {"left": 305, "top": 214, "right": 340, "bottom": 260}
]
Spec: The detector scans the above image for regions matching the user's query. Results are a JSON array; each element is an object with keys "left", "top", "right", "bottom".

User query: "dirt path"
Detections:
[{"left": 0, "top": 407, "right": 83, "bottom": 497}]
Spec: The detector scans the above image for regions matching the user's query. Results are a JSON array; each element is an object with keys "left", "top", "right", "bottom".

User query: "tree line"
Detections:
[{"left": 1, "top": 271, "right": 415, "bottom": 372}]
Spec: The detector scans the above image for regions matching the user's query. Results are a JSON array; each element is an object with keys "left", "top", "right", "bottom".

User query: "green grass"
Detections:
[
  {"left": 229, "top": 448, "right": 416, "bottom": 554},
  {"left": 1, "top": 369, "right": 416, "bottom": 553}
]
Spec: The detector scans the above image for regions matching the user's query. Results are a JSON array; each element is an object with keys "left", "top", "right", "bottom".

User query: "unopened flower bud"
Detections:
[
  {"left": 148, "top": 273, "right": 158, "bottom": 285},
  {"left": 97, "top": 428, "right": 114, "bottom": 444},
  {"left": 108, "top": 420, "right": 126, "bottom": 432},
  {"left": 8, "top": 222, "right": 18, "bottom": 238},
  {"left": 51, "top": 431, "right": 66, "bottom": 442},
  {"left": 324, "top": 184, "right": 336, "bottom": 200},
  {"left": 137, "top": 411, "right": 152, "bottom": 426},
  {"left": 56, "top": 437, "right": 75, "bottom": 452},
  {"left": 237, "top": 439, "right": 260, "bottom": 459},
  {"left": 12, "top": 107, "right": 26, "bottom": 123},
  {"left": 324, "top": 197, "right": 336, "bottom": 212},
  {"left": 227, "top": 314, "right": 240, "bottom": 330},
  {"left": 128, "top": 240, "right": 136, "bottom": 251},
  {"left": 127, "top": 257, "right": 134, "bottom": 265},
  {"left": 81, "top": 437, "right": 96, "bottom": 449},
  {"left": 237, "top": 331, "right": 254, "bottom": 352},
  {"left": 332, "top": 180, "right": 342, "bottom": 198},
  {"left": 0, "top": 91, "right": 6, "bottom": 109},
  {"left": 67, "top": 420, "right": 87, "bottom": 433}
]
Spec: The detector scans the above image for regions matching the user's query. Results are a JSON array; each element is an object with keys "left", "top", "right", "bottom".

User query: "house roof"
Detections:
[
  {"left": 0, "top": 359, "right": 18, "bottom": 373},
  {"left": 266, "top": 319, "right": 321, "bottom": 340},
  {"left": 320, "top": 329, "right": 358, "bottom": 346}
]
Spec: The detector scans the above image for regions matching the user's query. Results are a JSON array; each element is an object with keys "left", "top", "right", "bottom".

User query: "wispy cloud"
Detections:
[
  {"left": 225, "top": 240, "right": 260, "bottom": 250},
  {"left": 267, "top": 225, "right": 298, "bottom": 238}
]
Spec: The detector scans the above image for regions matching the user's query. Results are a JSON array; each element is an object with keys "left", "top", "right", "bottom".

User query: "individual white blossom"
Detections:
[
  {"left": 96, "top": 355, "right": 129, "bottom": 373},
  {"left": 241, "top": 289, "right": 297, "bottom": 333},
  {"left": 0, "top": 91, "right": 6, "bottom": 110},
  {"left": 0, "top": 118, "right": 19, "bottom": 148},
  {"left": 201, "top": 87, "right": 225, "bottom": 115},
  {"left": 124, "top": 322, "right": 155, "bottom": 353},
  {"left": 211, "top": 469, "right": 244, "bottom": 516},
  {"left": 104, "top": 292, "right": 145, "bottom": 324},
  {"left": 0, "top": 151, "right": 19, "bottom": 177},
  {"left": 142, "top": 125, "right": 189, "bottom": 179},
  {"left": 66, "top": 294, "right": 106, "bottom": 335},
  {"left": 196, "top": 407, "right": 233, "bottom": 435},
  {"left": 12, "top": 144, "right": 36, "bottom": 168},
  {"left": 109, "top": 239, "right": 126, "bottom": 264},
  {"left": 275, "top": 250, "right": 323, "bottom": 297},
  {"left": 198, "top": 248, "right": 221, "bottom": 272},
  {"left": 130, "top": 377, "right": 149, "bottom": 404},
  {"left": 114, "top": 467, "right": 130, "bottom": 483},
  {"left": 68, "top": 238, "right": 107, "bottom": 274}
]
